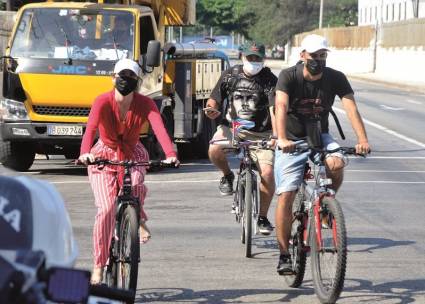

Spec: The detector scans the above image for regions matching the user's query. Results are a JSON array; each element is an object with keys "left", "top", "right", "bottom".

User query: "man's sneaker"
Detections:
[
  {"left": 257, "top": 216, "right": 274, "bottom": 235},
  {"left": 277, "top": 253, "right": 293, "bottom": 275},
  {"left": 219, "top": 172, "right": 234, "bottom": 196}
]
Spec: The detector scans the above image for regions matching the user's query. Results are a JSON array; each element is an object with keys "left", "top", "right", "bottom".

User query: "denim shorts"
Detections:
[{"left": 274, "top": 133, "right": 345, "bottom": 195}]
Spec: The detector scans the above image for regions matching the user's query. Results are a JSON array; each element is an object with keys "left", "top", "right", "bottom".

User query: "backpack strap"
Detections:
[
  {"left": 293, "top": 63, "right": 345, "bottom": 140},
  {"left": 329, "top": 109, "right": 345, "bottom": 140}
]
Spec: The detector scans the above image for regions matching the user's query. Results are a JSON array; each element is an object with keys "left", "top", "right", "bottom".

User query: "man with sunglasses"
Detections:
[{"left": 273, "top": 34, "right": 370, "bottom": 274}]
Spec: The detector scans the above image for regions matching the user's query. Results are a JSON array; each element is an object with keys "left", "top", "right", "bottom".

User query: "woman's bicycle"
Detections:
[
  {"left": 283, "top": 141, "right": 365, "bottom": 304},
  {"left": 210, "top": 137, "right": 271, "bottom": 258},
  {"left": 86, "top": 159, "right": 176, "bottom": 300}
]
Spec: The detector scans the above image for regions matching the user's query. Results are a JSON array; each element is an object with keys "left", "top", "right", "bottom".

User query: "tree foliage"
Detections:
[
  {"left": 194, "top": 0, "right": 358, "bottom": 45},
  {"left": 197, "top": 0, "right": 255, "bottom": 37}
]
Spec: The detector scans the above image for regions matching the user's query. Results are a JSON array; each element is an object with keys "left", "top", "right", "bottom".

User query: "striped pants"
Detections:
[{"left": 88, "top": 140, "right": 149, "bottom": 268}]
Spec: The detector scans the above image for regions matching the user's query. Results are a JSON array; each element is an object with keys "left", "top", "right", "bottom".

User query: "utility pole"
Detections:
[
  {"left": 319, "top": 0, "right": 324, "bottom": 28},
  {"left": 413, "top": 0, "right": 419, "bottom": 18},
  {"left": 6, "top": 0, "right": 13, "bottom": 11}
]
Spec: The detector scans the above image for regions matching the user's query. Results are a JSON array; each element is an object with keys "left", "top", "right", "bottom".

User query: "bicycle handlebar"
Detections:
[
  {"left": 209, "top": 138, "right": 274, "bottom": 149},
  {"left": 77, "top": 159, "right": 179, "bottom": 168},
  {"left": 273, "top": 139, "right": 369, "bottom": 157}
]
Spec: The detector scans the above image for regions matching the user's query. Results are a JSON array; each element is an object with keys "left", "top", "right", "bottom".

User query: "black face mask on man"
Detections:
[
  {"left": 115, "top": 76, "right": 138, "bottom": 96},
  {"left": 305, "top": 59, "right": 326, "bottom": 76}
]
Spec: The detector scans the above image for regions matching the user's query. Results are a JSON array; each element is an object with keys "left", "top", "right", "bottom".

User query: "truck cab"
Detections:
[{"left": 1, "top": 1, "right": 225, "bottom": 171}]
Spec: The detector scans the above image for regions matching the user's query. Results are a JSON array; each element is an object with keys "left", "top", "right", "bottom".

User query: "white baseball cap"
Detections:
[
  {"left": 113, "top": 59, "right": 141, "bottom": 75},
  {"left": 301, "top": 34, "right": 330, "bottom": 53}
]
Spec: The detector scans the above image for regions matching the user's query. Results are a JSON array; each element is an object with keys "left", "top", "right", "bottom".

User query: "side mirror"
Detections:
[
  {"left": 146, "top": 40, "right": 161, "bottom": 67},
  {"left": 45, "top": 267, "right": 90, "bottom": 303}
]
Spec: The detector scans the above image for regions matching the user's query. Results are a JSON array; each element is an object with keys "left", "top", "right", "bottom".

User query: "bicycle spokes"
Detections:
[{"left": 311, "top": 198, "right": 347, "bottom": 303}]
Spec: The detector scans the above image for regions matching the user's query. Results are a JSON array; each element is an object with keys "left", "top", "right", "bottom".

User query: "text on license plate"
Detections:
[{"left": 47, "top": 125, "right": 83, "bottom": 136}]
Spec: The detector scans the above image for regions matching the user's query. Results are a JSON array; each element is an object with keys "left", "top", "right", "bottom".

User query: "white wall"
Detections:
[
  {"left": 286, "top": 44, "right": 425, "bottom": 84},
  {"left": 287, "top": 47, "right": 375, "bottom": 74},
  {"left": 358, "top": 0, "right": 425, "bottom": 25}
]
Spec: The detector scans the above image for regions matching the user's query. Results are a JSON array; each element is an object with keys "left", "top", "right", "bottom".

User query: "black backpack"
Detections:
[{"left": 290, "top": 63, "right": 345, "bottom": 140}]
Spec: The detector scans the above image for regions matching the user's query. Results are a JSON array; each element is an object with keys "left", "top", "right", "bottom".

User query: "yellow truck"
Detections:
[{"left": 0, "top": 0, "right": 227, "bottom": 171}]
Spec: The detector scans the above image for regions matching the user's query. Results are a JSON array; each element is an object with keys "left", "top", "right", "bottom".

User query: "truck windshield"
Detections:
[{"left": 10, "top": 8, "right": 134, "bottom": 61}]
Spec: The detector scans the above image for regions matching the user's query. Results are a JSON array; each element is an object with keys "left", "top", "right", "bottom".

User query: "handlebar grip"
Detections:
[
  {"left": 160, "top": 162, "right": 179, "bottom": 168},
  {"left": 89, "top": 284, "right": 135, "bottom": 303}
]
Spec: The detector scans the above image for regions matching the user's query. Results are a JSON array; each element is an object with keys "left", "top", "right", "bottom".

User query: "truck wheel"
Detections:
[
  {"left": 0, "top": 141, "right": 35, "bottom": 171},
  {"left": 177, "top": 142, "right": 195, "bottom": 160},
  {"left": 64, "top": 149, "right": 80, "bottom": 160}
]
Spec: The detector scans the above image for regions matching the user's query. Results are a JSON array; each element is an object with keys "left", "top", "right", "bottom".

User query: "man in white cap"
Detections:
[{"left": 273, "top": 34, "right": 371, "bottom": 274}]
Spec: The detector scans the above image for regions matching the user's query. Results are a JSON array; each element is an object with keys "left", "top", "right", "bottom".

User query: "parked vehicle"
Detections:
[{"left": 0, "top": 0, "right": 227, "bottom": 171}]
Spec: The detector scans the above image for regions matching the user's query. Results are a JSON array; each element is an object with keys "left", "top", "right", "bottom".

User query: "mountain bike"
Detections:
[
  {"left": 210, "top": 137, "right": 271, "bottom": 258},
  {"left": 282, "top": 141, "right": 365, "bottom": 304},
  {"left": 88, "top": 159, "right": 176, "bottom": 301}
]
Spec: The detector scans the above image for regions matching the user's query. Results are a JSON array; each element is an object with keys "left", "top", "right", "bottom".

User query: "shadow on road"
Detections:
[
  {"left": 136, "top": 278, "right": 425, "bottom": 303},
  {"left": 342, "top": 278, "right": 425, "bottom": 304},
  {"left": 136, "top": 287, "right": 314, "bottom": 303},
  {"left": 348, "top": 237, "right": 415, "bottom": 253}
]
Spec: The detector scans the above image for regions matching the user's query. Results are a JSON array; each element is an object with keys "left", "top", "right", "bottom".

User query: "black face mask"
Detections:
[
  {"left": 306, "top": 59, "right": 326, "bottom": 75},
  {"left": 115, "top": 76, "right": 138, "bottom": 96}
]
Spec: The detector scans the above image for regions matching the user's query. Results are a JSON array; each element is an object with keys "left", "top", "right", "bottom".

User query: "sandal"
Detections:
[
  {"left": 90, "top": 267, "right": 103, "bottom": 285},
  {"left": 140, "top": 221, "right": 151, "bottom": 244}
]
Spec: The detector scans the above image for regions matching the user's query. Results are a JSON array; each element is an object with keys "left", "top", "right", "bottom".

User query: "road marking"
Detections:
[
  {"left": 344, "top": 181, "right": 425, "bottom": 184},
  {"left": 379, "top": 104, "right": 404, "bottom": 111},
  {"left": 333, "top": 108, "right": 425, "bottom": 148},
  {"left": 407, "top": 99, "right": 422, "bottom": 105},
  {"left": 346, "top": 170, "right": 425, "bottom": 173},
  {"left": 363, "top": 156, "right": 425, "bottom": 159},
  {"left": 48, "top": 179, "right": 425, "bottom": 185}
]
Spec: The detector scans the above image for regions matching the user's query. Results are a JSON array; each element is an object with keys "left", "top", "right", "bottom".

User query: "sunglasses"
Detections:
[
  {"left": 116, "top": 70, "right": 138, "bottom": 79},
  {"left": 309, "top": 52, "right": 328, "bottom": 60}
]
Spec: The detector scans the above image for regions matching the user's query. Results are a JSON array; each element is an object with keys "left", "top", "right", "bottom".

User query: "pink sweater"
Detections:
[{"left": 80, "top": 90, "right": 176, "bottom": 160}]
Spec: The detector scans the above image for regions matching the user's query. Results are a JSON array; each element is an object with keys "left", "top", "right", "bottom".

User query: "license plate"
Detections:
[{"left": 47, "top": 125, "right": 83, "bottom": 136}]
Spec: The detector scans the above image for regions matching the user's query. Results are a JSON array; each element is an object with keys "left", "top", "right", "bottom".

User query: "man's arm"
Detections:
[
  {"left": 341, "top": 93, "right": 371, "bottom": 154},
  {"left": 275, "top": 90, "right": 295, "bottom": 152},
  {"left": 205, "top": 68, "right": 231, "bottom": 120},
  {"left": 270, "top": 106, "right": 276, "bottom": 137}
]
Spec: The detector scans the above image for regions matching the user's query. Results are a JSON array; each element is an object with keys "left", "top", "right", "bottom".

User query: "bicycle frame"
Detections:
[
  {"left": 235, "top": 142, "right": 260, "bottom": 233},
  {"left": 298, "top": 157, "right": 337, "bottom": 252}
]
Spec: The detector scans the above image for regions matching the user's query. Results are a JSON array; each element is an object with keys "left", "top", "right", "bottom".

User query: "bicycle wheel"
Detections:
[
  {"left": 117, "top": 206, "right": 140, "bottom": 296},
  {"left": 284, "top": 187, "right": 307, "bottom": 288},
  {"left": 104, "top": 242, "right": 118, "bottom": 287},
  {"left": 243, "top": 170, "right": 253, "bottom": 258},
  {"left": 310, "top": 197, "right": 347, "bottom": 304},
  {"left": 234, "top": 173, "right": 243, "bottom": 224}
]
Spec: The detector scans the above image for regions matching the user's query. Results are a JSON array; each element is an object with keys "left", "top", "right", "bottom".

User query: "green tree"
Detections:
[
  {"left": 323, "top": 0, "right": 358, "bottom": 27},
  {"left": 196, "top": 0, "right": 255, "bottom": 37}
]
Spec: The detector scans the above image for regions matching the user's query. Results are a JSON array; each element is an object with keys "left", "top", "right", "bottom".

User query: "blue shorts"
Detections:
[{"left": 274, "top": 134, "right": 344, "bottom": 195}]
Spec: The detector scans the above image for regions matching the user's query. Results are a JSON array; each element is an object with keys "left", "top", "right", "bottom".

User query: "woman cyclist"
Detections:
[{"left": 78, "top": 59, "right": 179, "bottom": 284}]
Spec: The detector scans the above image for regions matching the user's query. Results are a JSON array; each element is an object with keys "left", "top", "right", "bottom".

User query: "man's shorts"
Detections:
[
  {"left": 211, "top": 125, "right": 274, "bottom": 167},
  {"left": 274, "top": 133, "right": 345, "bottom": 195}
]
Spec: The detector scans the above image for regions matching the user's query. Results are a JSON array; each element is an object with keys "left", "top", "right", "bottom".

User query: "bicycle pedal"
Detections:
[{"left": 278, "top": 269, "right": 295, "bottom": 276}]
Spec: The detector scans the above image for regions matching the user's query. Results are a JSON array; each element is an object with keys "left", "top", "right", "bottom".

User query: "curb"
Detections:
[{"left": 347, "top": 74, "right": 425, "bottom": 95}]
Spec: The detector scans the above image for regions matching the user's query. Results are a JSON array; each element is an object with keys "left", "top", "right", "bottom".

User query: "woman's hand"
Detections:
[
  {"left": 78, "top": 153, "right": 95, "bottom": 165},
  {"left": 163, "top": 156, "right": 180, "bottom": 167}
]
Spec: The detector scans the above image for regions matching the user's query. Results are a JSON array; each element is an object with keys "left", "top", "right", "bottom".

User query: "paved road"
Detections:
[{"left": 9, "top": 77, "right": 425, "bottom": 303}]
